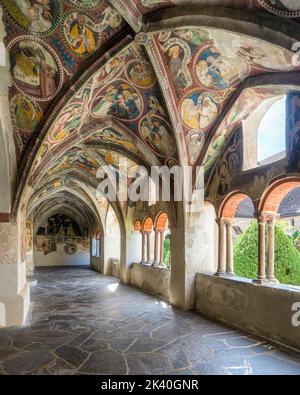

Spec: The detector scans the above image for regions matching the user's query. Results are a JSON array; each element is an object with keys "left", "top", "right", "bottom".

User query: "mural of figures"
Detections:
[
  {"left": 91, "top": 81, "right": 142, "bottom": 121},
  {"left": 166, "top": 44, "right": 189, "bottom": 90},
  {"left": 64, "top": 243, "right": 77, "bottom": 255},
  {"left": 258, "top": 1, "right": 300, "bottom": 16},
  {"left": 48, "top": 104, "right": 82, "bottom": 142},
  {"left": 139, "top": 116, "right": 176, "bottom": 157},
  {"left": 9, "top": 38, "right": 61, "bottom": 100},
  {"left": 2, "top": 0, "right": 60, "bottom": 35},
  {"left": 44, "top": 214, "right": 82, "bottom": 237},
  {"left": 194, "top": 46, "right": 247, "bottom": 90},
  {"left": 181, "top": 93, "right": 219, "bottom": 130},
  {"left": 127, "top": 60, "right": 156, "bottom": 89},
  {"left": 287, "top": 92, "right": 300, "bottom": 170},
  {"left": 94, "top": 55, "right": 124, "bottom": 86},
  {"left": 63, "top": 12, "right": 98, "bottom": 56},
  {"left": 237, "top": 40, "right": 294, "bottom": 71},
  {"left": 187, "top": 131, "right": 204, "bottom": 164},
  {"left": 63, "top": 7, "right": 122, "bottom": 57},
  {"left": 203, "top": 86, "right": 286, "bottom": 177},
  {"left": 25, "top": 222, "right": 33, "bottom": 252},
  {"left": 35, "top": 236, "right": 53, "bottom": 255},
  {"left": 11, "top": 94, "right": 42, "bottom": 132},
  {"left": 92, "top": 127, "right": 138, "bottom": 154}
]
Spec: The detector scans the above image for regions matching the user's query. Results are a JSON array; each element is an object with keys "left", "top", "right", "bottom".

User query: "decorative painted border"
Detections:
[
  {"left": 1, "top": 0, "right": 62, "bottom": 37},
  {"left": 8, "top": 36, "right": 64, "bottom": 102},
  {"left": 64, "top": 0, "right": 103, "bottom": 10},
  {"left": 258, "top": 0, "right": 300, "bottom": 18}
]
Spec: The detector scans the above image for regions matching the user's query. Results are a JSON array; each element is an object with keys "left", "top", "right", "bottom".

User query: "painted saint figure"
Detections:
[
  {"left": 11, "top": 40, "right": 58, "bottom": 98},
  {"left": 68, "top": 14, "right": 96, "bottom": 55},
  {"left": 167, "top": 45, "right": 188, "bottom": 89}
]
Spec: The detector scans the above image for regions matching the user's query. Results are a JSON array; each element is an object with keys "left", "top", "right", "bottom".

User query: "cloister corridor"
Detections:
[{"left": 0, "top": 266, "right": 299, "bottom": 376}]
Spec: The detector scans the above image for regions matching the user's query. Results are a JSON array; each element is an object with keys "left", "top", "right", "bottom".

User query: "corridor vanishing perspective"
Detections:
[
  {"left": 1, "top": 0, "right": 300, "bottom": 377},
  {"left": 0, "top": 267, "right": 299, "bottom": 376}
]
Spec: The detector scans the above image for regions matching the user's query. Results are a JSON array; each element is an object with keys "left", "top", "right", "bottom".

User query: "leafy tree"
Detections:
[{"left": 234, "top": 220, "right": 300, "bottom": 285}]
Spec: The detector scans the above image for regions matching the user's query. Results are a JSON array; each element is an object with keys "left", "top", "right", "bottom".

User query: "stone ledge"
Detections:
[{"left": 195, "top": 273, "right": 300, "bottom": 353}]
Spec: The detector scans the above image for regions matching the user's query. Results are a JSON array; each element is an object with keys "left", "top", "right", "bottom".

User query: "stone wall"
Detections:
[
  {"left": 195, "top": 274, "right": 300, "bottom": 352},
  {"left": 129, "top": 263, "right": 170, "bottom": 301}
]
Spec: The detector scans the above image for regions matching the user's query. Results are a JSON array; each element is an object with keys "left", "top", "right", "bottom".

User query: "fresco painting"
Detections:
[
  {"left": 154, "top": 26, "right": 296, "bottom": 164},
  {"left": 126, "top": 60, "right": 156, "bottom": 89},
  {"left": 9, "top": 38, "right": 62, "bottom": 100},
  {"left": 203, "top": 86, "right": 288, "bottom": 178},
  {"left": 11, "top": 94, "right": 42, "bottom": 132},
  {"left": 89, "top": 127, "right": 139, "bottom": 154},
  {"left": 287, "top": 91, "right": 300, "bottom": 170},
  {"left": 194, "top": 45, "right": 248, "bottom": 90},
  {"left": 65, "top": 0, "right": 102, "bottom": 9},
  {"left": 91, "top": 81, "right": 143, "bottom": 121},
  {"left": 62, "top": 7, "right": 122, "bottom": 57},
  {"left": 181, "top": 92, "right": 219, "bottom": 130},
  {"left": 258, "top": 0, "right": 300, "bottom": 16},
  {"left": 48, "top": 103, "right": 83, "bottom": 143},
  {"left": 2, "top": 0, "right": 61, "bottom": 35},
  {"left": 139, "top": 115, "right": 176, "bottom": 157}
]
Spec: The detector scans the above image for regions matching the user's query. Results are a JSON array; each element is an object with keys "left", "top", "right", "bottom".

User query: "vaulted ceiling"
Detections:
[{"left": 1, "top": 0, "right": 300, "bottom": 221}]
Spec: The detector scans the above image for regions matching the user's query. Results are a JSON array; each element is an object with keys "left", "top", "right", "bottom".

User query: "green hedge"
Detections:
[{"left": 234, "top": 220, "right": 300, "bottom": 285}]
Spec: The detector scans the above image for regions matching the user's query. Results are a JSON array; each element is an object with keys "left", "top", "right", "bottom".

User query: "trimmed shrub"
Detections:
[{"left": 234, "top": 220, "right": 300, "bottom": 285}]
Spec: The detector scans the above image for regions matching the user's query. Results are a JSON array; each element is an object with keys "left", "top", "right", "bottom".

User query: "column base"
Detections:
[
  {"left": 0, "top": 282, "right": 30, "bottom": 327},
  {"left": 214, "top": 271, "right": 226, "bottom": 277},
  {"left": 215, "top": 272, "right": 235, "bottom": 278},
  {"left": 253, "top": 278, "right": 269, "bottom": 285},
  {"left": 267, "top": 277, "right": 280, "bottom": 284}
]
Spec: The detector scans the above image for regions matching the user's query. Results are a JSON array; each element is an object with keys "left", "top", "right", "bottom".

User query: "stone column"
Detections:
[
  {"left": 141, "top": 231, "right": 146, "bottom": 264},
  {"left": 254, "top": 215, "right": 267, "bottom": 284},
  {"left": 153, "top": 230, "right": 159, "bottom": 266},
  {"left": 146, "top": 232, "right": 151, "bottom": 264},
  {"left": 159, "top": 231, "right": 165, "bottom": 265},
  {"left": 215, "top": 218, "right": 226, "bottom": 276},
  {"left": 267, "top": 215, "right": 279, "bottom": 283},
  {"left": 225, "top": 219, "right": 235, "bottom": 275}
]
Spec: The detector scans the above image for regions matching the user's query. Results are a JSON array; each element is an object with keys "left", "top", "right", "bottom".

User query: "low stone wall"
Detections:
[
  {"left": 129, "top": 263, "right": 171, "bottom": 301},
  {"left": 195, "top": 273, "right": 300, "bottom": 352}
]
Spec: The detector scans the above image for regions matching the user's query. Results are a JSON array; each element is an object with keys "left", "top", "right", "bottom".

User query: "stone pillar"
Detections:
[
  {"left": 159, "top": 231, "right": 165, "bottom": 265},
  {"left": 141, "top": 231, "right": 146, "bottom": 264},
  {"left": 254, "top": 215, "right": 267, "bottom": 284},
  {"left": 225, "top": 219, "right": 235, "bottom": 275},
  {"left": 215, "top": 218, "right": 226, "bottom": 276},
  {"left": 146, "top": 232, "right": 151, "bottom": 264},
  {"left": 0, "top": 221, "right": 29, "bottom": 327},
  {"left": 153, "top": 230, "right": 159, "bottom": 266},
  {"left": 267, "top": 215, "right": 279, "bottom": 283}
]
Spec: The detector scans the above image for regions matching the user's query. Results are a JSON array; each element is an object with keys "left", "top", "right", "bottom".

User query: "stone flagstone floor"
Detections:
[{"left": 0, "top": 266, "right": 300, "bottom": 375}]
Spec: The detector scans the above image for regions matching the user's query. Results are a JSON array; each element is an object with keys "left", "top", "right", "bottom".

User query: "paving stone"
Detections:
[
  {"left": 2, "top": 350, "right": 55, "bottom": 375},
  {"left": 0, "top": 267, "right": 299, "bottom": 375},
  {"left": 55, "top": 345, "right": 89, "bottom": 368},
  {"left": 79, "top": 350, "right": 127, "bottom": 374}
]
